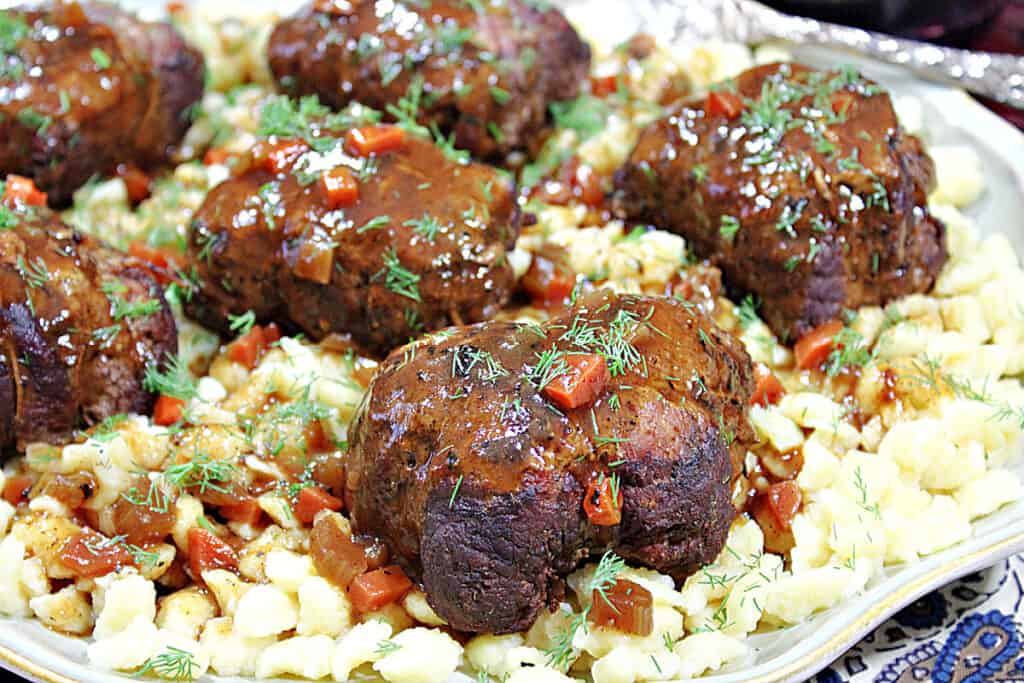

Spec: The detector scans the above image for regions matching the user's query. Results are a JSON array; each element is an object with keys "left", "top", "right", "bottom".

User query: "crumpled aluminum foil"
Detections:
[{"left": 627, "top": 0, "right": 1023, "bottom": 108}]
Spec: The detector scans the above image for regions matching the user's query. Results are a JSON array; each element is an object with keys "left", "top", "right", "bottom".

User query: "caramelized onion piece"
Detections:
[
  {"left": 310, "top": 511, "right": 368, "bottom": 589},
  {"left": 60, "top": 531, "right": 134, "bottom": 579},
  {"left": 752, "top": 480, "right": 801, "bottom": 554},
  {"left": 589, "top": 579, "right": 654, "bottom": 636},
  {"left": 33, "top": 472, "right": 95, "bottom": 509},
  {"left": 110, "top": 497, "right": 176, "bottom": 547}
]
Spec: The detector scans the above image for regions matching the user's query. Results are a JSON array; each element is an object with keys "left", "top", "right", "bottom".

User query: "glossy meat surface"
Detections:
[
  {"left": 344, "top": 291, "right": 754, "bottom": 633},
  {"left": 0, "top": 194, "right": 177, "bottom": 452},
  {"left": 614, "top": 63, "right": 947, "bottom": 342},
  {"left": 185, "top": 110, "right": 519, "bottom": 357},
  {"left": 268, "top": 0, "right": 590, "bottom": 158},
  {"left": 0, "top": 2, "right": 204, "bottom": 205}
]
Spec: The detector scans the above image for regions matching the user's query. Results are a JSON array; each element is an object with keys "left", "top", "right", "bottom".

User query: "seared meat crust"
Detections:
[
  {"left": 186, "top": 129, "right": 519, "bottom": 357},
  {"left": 268, "top": 0, "right": 590, "bottom": 158},
  {"left": 0, "top": 2, "right": 204, "bottom": 205},
  {"left": 344, "top": 291, "right": 754, "bottom": 633},
  {"left": 614, "top": 63, "right": 947, "bottom": 342},
  {"left": 0, "top": 198, "right": 177, "bottom": 452}
]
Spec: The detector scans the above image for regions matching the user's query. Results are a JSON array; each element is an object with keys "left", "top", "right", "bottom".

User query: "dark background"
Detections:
[{"left": 762, "top": 0, "right": 1024, "bottom": 127}]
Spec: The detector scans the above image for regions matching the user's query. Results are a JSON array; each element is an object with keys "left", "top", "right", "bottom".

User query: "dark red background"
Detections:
[
  {"left": 971, "top": 1, "right": 1024, "bottom": 128},
  {"left": 765, "top": 0, "right": 1024, "bottom": 128}
]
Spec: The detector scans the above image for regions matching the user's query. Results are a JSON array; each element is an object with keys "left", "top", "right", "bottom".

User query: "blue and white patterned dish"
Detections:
[{"left": 822, "top": 556, "right": 1024, "bottom": 683}]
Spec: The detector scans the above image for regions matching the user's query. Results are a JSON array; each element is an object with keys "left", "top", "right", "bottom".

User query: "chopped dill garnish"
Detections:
[
  {"left": 544, "top": 551, "right": 626, "bottom": 671},
  {"left": 228, "top": 310, "right": 256, "bottom": 336},
  {"left": 134, "top": 647, "right": 198, "bottom": 682},
  {"left": 142, "top": 355, "right": 197, "bottom": 401},
  {"left": 376, "top": 247, "right": 422, "bottom": 302}
]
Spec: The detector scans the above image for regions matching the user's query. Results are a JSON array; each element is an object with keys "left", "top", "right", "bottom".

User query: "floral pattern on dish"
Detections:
[{"left": 819, "top": 555, "right": 1024, "bottom": 682}]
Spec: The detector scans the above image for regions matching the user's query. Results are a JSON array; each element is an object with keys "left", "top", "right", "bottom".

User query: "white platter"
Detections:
[{"left": 1, "top": 1, "right": 1023, "bottom": 683}]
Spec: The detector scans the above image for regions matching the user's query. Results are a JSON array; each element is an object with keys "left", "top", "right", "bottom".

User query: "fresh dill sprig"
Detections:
[
  {"left": 385, "top": 76, "right": 431, "bottom": 137},
  {"left": 824, "top": 326, "right": 873, "bottom": 377},
  {"left": 736, "top": 295, "right": 760, "bottom": 330},
  {"left": 228, "top": 310, "right": 256, "bottom": 335},
  {"left": 163, "top": 453, "right": 236, "bottom": 495},
  {"left": 17, "top": 255, "right": 50, "bottom": 287},
  {"left": 525, "top": 346, "right": 569, "bottom": 390},
  {"left": 451, "top": 346, "right": 509, "bottom": 381},
  {"left": 143, "top": 355, "right": 197, "bottom": 401},
  {"left": 544, "top": 551, "right": 626, "bottom": 671},
  {"left": 134, "top": 646, "right": 198, "bottom": 682},
  {"left": 376, "top": 247, "right": 422, "bottom": 302},
  {"left": 404, "top": 212, "right": 444, "bottom": 242}
]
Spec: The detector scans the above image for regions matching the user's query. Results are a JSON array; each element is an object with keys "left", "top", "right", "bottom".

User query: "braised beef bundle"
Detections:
[
  {"left": 0, "top": 181, "right": 177, "bottom": 452},
  {"left": 342, "top": 290, "right": 754, "bottom": 633},
  {"left": 615, "top": 63, "right": 947, "bottom": 342},
  {"left": 185, "top": 101, "right": 519, "bottom": 357},
  {"left": 268, "top": 0, "right": 590, "bottom": 158},
  {"left": 0, "top": 2, "right": 204, "bottom": 205}
]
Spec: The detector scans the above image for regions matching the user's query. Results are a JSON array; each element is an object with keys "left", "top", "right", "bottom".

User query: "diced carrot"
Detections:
[
  {"left": 766, "top": 480, "right": 801, "bottom": 531},
  {"left": 583, "top": 475, "right": 622, "bottom": 526},
  {"left": 165, "top": 1, "right": 185, "bottom": 15},
  {"left": 345, "top": 126, "right": 406, "bottom": 157},
  {"left": 521, "top": 255, "right": 576, "bottom": 309},
  {"left": 347, "top": 565, "right": 413, "bottom": 612},
  {"left": 187, "top": 527, "right": 238, "bottom": 579},
  {"left": 203, "top": 147, "right": 233, "bottom": 166},
  {"left": 573, "top": 164, "right": 604, "bottom": 207},
  {"left": 116, "top": 163, "right": 151, "bottom": 203},
  {"left": 590, "top": 74, "right": 619, "bottom": 98},
  {"left": 294, "top": 486, "right": 344, "bottom": 525},
  {"left": 752, "top": 480, "right": 802, "bottom": 555},
  {"left": 218, "top": 498, "right": 263, "bottom": 526},
  {"left": 751, "top": 363, "right": 785, "bottom": 407},
  {"left": 794, "top": 319, "right": 844, "bottom": 370},
  {"left": 60, "top": 531, "right": 134, "bottom": 579},
  {"left": 263, "top": 322, "right": 281, "bottom": 345},
  {"left": 320, "top": 167, "right": 360, "bottom": 209},
  {"left": 127, "top": 241, "right": 181, "bottom": 285},
  {"left": 227, "top": 323, "right": 280, "bottom": 370},
  {"left": 705, "top": 91, "right": 745, "bottom": 120},
  {"left": 3, "top": 175, "right": 47, "bottom": 207},
  {"left": 542, "top": 353, "right": 610, "bottom": 411},
  {"left": 2, "top": 475, "right": 33, "bottom": 506},
  {"left": 830, "top": 91, "right": 856, "bottom": 116},
  {"left": 128, "top": 241, "right": 170, "bottom": 270},
  {"left": 258, "top": 138, "right": 310, "bottom": 174},
  {"left": 153, "top": 395, "right": 185, "bottom": 426},
  {"left": 304, "top": 420, "right": 332, "bottom": 453},
  {"left": 589, "top": 579, "right": 653, "bottom": 636},
  {"left": 228, "top": 331, "right": 261, "bottom": 369}
]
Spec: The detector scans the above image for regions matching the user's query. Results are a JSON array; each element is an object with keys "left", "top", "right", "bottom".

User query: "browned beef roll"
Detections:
[
  {"left": 185, "top": 101, "right": 519, "bottom": 357},
  {"left": 0, "top": 2, "right": 205, "bottom": 205},
  {"left": 614, "top": 63, "right": 947, "bottom": 342},
  {"left": 342, "top": 290, "right": 754, "bottom": 633},
  {"left": 0, "top": 184, "right": 177, "bottom": 452},
  {"left": 267, "top": 0, "right": 590, "bottom": 158}
]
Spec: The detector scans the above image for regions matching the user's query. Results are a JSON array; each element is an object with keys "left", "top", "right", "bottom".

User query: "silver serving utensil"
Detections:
[{"left": 630, "top": 0, "right": 1024, "bottom": 109}]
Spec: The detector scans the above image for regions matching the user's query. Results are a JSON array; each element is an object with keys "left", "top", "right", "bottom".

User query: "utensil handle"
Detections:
[{"left": 750, "top": 3, "right": 1024, "bottom": 108}]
